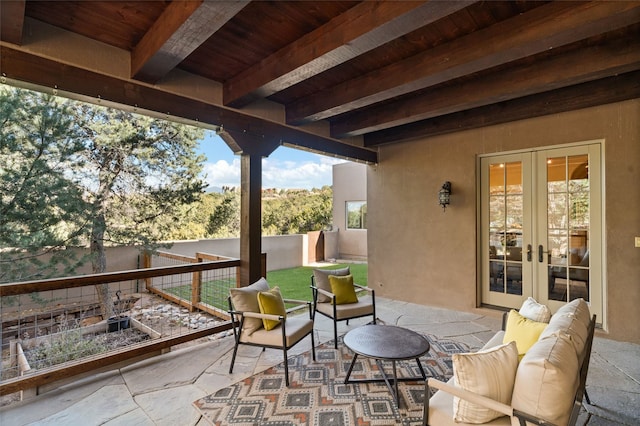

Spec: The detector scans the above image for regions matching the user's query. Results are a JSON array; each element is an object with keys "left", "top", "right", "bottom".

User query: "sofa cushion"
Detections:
[
  {"left": 229, "top": 277, "right": 270, "bottom": 335},
  {"left": 428, "top": 382, "right": 512, "bottom": 426},
  {"left": 511, "top": 333, "right": 579, "bottom": 426},
  {"left": 553, "top": 298, "right": 591, "bottom": 329},
  {"left": 503, "top": 310, "right": 548, "bottom": 359},
  {"left": 519, "top": 297, "right": 551, "bottom": 323},
  {"left": 481, "top": 330, "right": 505, "bottom": 351},
  {"left": 452, "top": 341, "right": 518, "bottom": 423},
  {"left": 539, "top": 298, "right": 590, "bottom": 355},
  {"left": 329, "top": 274, "right": 359, "bottom": 304},
  {"left": 257, "top": 286, "right": 286, "bottom": 331},
  {"left": 313, "top": 267, "right": 350, "bottom": 302}
]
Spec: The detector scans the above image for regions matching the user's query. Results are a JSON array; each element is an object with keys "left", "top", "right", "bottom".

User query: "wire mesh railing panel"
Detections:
[
  {"left": 1, "top": 280, "right": 137, "bottom": 381},
  {"left": 199, "top": 267, "right": 237, "bottom": 313},
  {"left": 0, "top": 258, "right": 236, "bottom": 394},
  {"left": 146, "top": 251, "right": 239, "bottom": 319}
]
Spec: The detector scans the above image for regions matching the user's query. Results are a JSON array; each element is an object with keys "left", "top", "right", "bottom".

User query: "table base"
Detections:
[{"left": 344, "top": 353, "right": 427, "bottom": 407}]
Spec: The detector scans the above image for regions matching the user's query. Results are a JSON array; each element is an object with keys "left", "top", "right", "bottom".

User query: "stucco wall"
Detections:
[
  {"left": 36, "top": 235, "right": 307, "bottom": 276},
  {"left": 368, "top": 99, "right": 640, "bottom": 343},
  {"left": 162, "top": 235, "right": 306, "bottom": 271},
  {"left": 333, "top": 162, "right": 368, "bottom": 260}
]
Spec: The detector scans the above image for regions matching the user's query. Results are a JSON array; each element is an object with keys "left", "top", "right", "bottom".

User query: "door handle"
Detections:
[
  {"left": 527, "top": 244, "right": 532, "bottom": 262},
  {"left": 538, "top": 245, "right": 549, "bottom": 263}
]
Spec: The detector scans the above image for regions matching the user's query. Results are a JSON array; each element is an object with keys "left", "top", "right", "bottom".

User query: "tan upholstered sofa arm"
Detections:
[{"left": 427, "top": 378, "right": 514, "bottom": 417}]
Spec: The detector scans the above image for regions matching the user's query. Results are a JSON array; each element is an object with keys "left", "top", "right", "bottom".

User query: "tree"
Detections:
[
  {"left": 1, "top": 86, "right": 206, "bottom": 320},
  {"left": 72, "top": 102, "right": 206, "bottom": 318},
  {"left": 206, "top": 189, "right": 240, "bottom": 237},
  {"left": 167, "top": 193, "right": 219, "bottom": 240},
  {"left": 0, "top": 87, "right": 90, "bottom": 283},
  {"left": 262, "top": 186, "right": 332, "bottom": 235}
]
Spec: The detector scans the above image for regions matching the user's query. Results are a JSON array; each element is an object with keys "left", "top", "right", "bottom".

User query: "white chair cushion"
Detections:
[
  {"left": 452, "top": 341, "right": 518, "bottom": 424},
  {"left": 314, "top": 295, "right": 374, "bottom": 320},
  {"left": 240, "top": 316, "right": 313, "bottom": 348},
  {"left": 511, "top": 334, "right": 579, "bottom": 426}
]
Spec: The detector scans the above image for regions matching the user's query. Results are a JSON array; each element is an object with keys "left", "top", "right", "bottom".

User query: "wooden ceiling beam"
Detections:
[
  {"left": 286, "top": 1, "right": 640, "bottom": 124},
  {"left": 131, "top": 0, "right": 248, "bottom": 83},
  {"left": 0, "top": 0, "right": 25, "bottom": 45},
  {"left": 1, "top": 45, "right": 376, "bottom": 164},
  {"left": 332, "top": 34, "right": 640, "bottom": 137},
  {"left": 223, "top": 0, "right": 475, "bottom": 108},
  {"left": 364, "top": 70, "right": 640, "bottom": 146}
]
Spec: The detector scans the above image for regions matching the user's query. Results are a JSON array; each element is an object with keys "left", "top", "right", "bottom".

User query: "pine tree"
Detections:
[
  {"left": 72, "top": 102, "right": 206, "bottom": 318},
  {"left": 1, "top": 86, "right": 206, "bottom": 319},
  {"left": 0, "top": 87, "right": 89, "bottom": 282}
]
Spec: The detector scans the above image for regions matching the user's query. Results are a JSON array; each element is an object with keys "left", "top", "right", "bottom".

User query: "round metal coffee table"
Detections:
[{"left": 343, "top": 324, "right": 431, "bottom": 407}]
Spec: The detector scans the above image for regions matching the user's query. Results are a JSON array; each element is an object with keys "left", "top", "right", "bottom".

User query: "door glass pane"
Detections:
[
  {"left": 489, "top": 163, "right": 505, "bottom": 195},
  {"left": 547, "top": 194, "right": 567, "bottom": 228},
  {"left": 488, "top": 162, "right": 522, "bottom": 296},
  {"left": 547, "top": 156, "right": 590, "bottom": 302}
]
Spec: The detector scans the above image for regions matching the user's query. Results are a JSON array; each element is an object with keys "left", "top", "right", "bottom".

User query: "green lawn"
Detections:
[
  {"left": 267, "top": 263, "right": 368, "bottom": 301},
  {"left": 164, "top": 263, "right": 367, "bottom": 311}
]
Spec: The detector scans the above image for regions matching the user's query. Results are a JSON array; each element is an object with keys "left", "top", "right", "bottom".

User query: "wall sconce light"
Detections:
[{"left": 439, "top": 181, "right": 451, "bottom": 211}]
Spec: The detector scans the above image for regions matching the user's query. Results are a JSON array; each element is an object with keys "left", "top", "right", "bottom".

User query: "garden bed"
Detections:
[{"left": 16, "top": 317, "right": 159, "bottom": 374}]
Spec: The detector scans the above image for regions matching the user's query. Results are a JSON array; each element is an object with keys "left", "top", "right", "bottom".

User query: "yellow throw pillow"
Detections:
[
  {"left": 503, "top": 309, "right": 548, "bottom": 359},
  {"left": 313, "top": 267, "right": 350, "bottom": 303},
  {"left": 257, "top": 286, "right": 286, "bottom": 331},
  {"left": 328, "top": 274, "right": 359, "bottom": 305}
]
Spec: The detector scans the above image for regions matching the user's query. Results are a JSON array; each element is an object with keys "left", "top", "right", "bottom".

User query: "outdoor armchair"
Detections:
[
  {"left": 227, "top": 278, "right": 316, "bottom": 387},
  {"left": 310, "top": 267, "right": 376, "bottom": 349}
]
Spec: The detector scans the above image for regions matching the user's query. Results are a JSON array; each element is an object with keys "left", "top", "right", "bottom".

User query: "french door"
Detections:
[{"left": 480, "top": 143, "right": 602, "bottom": 320}]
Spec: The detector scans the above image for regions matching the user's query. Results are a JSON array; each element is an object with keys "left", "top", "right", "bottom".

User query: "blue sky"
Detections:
[{"left": 197, "top": 130, "right": 346, "bottom": 190}]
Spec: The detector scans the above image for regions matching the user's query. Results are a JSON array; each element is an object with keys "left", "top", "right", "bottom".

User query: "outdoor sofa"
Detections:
[{"left": 424, "top": 298, "right": 595, "bottom": 426}]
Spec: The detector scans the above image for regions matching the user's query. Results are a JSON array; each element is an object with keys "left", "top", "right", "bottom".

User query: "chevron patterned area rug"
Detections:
[{"left": 193, "top": 333, "right": 469, "bottom": 426}]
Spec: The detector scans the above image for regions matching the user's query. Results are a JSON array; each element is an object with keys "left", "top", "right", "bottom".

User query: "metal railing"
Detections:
[{"left": 0, "top": 255, "right": 245, "bottom": 397}]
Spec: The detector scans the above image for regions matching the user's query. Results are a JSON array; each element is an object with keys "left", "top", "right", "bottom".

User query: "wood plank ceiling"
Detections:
[{"left": 1, "top": 1, "right": 639, "bottom": 163}]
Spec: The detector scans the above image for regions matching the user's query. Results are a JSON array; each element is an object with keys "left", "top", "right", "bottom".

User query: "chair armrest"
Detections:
[
  {"left": 353, "top": 284, "right": 374, "bottom": 294},
  {"left": 511, "top": 410, "right": 558, "bottom": 426},
  {"left": 284, "top": 299, "right": 311, "bottom": 314},
  {"left": 283, "top": 298, "right": 308, "bottom": 305},
  {"left": 311, "top": 285, "right": 336, "bottom": 300},
  {"left": 427, "top": 378, "right": 513, "bottom": 417},
  {"left": 242, "top": 311, "right": 283, "bottom": 321}
]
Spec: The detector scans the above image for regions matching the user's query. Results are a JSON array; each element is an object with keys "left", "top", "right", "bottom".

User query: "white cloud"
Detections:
[
  {"left": 262, "top": 155, "right": 345, "bottom": 189},
  {"left": 201, "top": 155, "right": 347, "bottom": 190},
  {"left": 202, "top": 159, "right": 241, "bottom": 189}
]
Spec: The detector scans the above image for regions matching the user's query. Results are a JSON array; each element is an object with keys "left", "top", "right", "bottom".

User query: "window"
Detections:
[{"left": 346, "top": 201, "right": 367, "bottom": 229}]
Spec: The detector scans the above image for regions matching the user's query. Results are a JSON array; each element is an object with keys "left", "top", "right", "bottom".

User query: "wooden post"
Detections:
[
  {"left": 191, "top": 256, "right": 202, "bottom": 312},
  {"left": 218, "top": 129, "right": 279, "bottom": 286}
]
